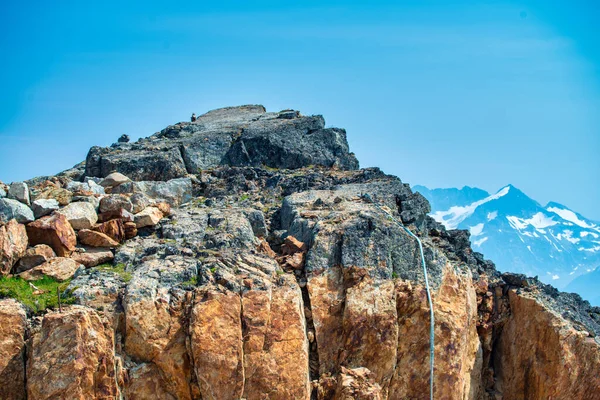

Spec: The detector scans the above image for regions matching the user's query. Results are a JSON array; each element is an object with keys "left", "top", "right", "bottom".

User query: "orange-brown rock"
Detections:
[
  {"left": 124, "top": 221, "right": 137, "bottom": 239},
  {"left": 155, "top": 201, "right": 171, "bottom": 216},
  {"left": 0, "top": 299, "right": 27, "bottom": 400},
  {"left": 124, "top": 258, "right": 195, "bottom": 400},
  {"left": 71, "top": 247, "right": 114, "bottom": 267},
  {"left": 242, "top": 276, "right": 310, "bottom": 399},
  {"left": 26, "top": 213, "right": 77, "bottom": 257},
  {"left": 282, "top": 235, "right": 307, "bottom": 254},
  {"left": 333, "top": 367, "right": 383, "bottom": 400},
  {"left": 27, "top": 306, "right": 118, "bottom": 399},
  {"left": 14, "top": 244, "right": 56, "bottom": 273},
  {"left": 257, "top": 238, "right": 277, "bottom": 258},
  {"left": 0, "top": 219, "right": 28, "bottom": 275},
  {"left": 93, "top": 219, "right": 125, "bottom": 243},
  {"left": 134, "top": 206, "right": 163, "bottom": 228},
  {"left": 78, "top": 229, "right": 120, "bottom": 247},
  {"left": 19, "top": 257, "right": 81, "bottom": 281},
  {"left": 189, "top": 289, "right": 244, "bottom": 400},
  {"left": 494, "top": 289, "right": 600, "bottom": 399},
  {"left": 125, "top": 362, "right": 178, "bottom": 400},
  {"left": 388, "top": 265, "right": 482, "bottom": 399},
  {"left": 97, "top": 208, "right": 134, "bottom": 223}
]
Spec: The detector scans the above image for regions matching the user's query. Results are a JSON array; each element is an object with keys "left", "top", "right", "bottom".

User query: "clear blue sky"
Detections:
[{"left": 1, "top": 1, "right": 599, "bottom": 219}]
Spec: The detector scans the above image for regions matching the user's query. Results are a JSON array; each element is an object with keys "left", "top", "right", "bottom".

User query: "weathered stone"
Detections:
[
  {"left": 332, "top": 367, "right": 383, "bottom": 400},
  {"left": 56, "top": 201, "right": 98, "bottom": 230},
  {"left": 19, "top": 257, "right": 81, "bottom": 281},
  {"left": 31, "top": 198, "right": 60, "bottom": 218},
  {"left": 134, "top": 206, "right": 163, "bottom": 228},
  {"left": 71, "top": 247, "right": 114, "bottom": 268},
  {"left": 7, "top": 182, "right": 30, "bottom": 205},
  {"left": 189, "top": 289, "right": 244, "bottom": 400},
  {"left": 27, "top": 306, "right": 118, "bottom": 399},
  {"left": 66, "top": 180, "right": 105, "bottom": 195},
  {"left": 0, "top": 220, "right": 28, "bottom": 276},
  {"left": 97, "top": 207, "right": 134, "bottom": 223},
  {"left": 26, "top": 213, "right": 77, "bottom": 257},
  {"left": 112, "top": 178, "right": 193, "bottom": 206},
  {"left": 130, "top": 192, "right": 151, "bottom": 214},
  {"left": 93, "top": 219, "right": 125, "bottom": 243},
  {"left": 14, "top": 244, "right": 56, "bottom": 273},
  {"left": 124, "top": 221, "right": 138, "bottom": 239},
  {"left": 0, "top": 198, "right": 34, "bottom": 224},
  {"left": 246, "top": 209, "right": 268, "bottom": 237},
  {"left": 78, "top": 229, "right": 120, "bottom": 248},
  {"left": 125, "top": 363, "right": 176, "bottom": 400},
  {"left": 99, "top": 172, "right": 131, "bottom": 188},
  {"left": 34, "top": 187, "right": 73, "bottom": 206},
  {"left": 155, "top": 201, "right": 171, "bottom": 216},
  {"left": 0, "top": 299, "right": 27, "bottom": 400},
  {"left": 99, "top": 194, "right": 133, "bottom": 213}
]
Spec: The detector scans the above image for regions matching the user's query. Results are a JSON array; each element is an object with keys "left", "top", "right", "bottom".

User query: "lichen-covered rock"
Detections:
[
  {"left": 112, "top": 178, "right": 193, "bottom": 207},
  {"left": 0, "top": 198, "right": 34, "bottom": 224},
  {"left": 19, "top": 257, "right": 81, "bottom": 281},
  {"left": 0, "top": 219, "right": 28, "bottom": 275},
  {"left": 27, "top": 306, "right": 118, "bottom": 399},
  {"left": 0, "top": 299, "right": 27, "bottom": 400},
  {"left": 34, "top": 187, "right": 73, "bottom": 206},
  {"left": 14, "top": 244, "right": 56, "bottom": 273},
  {"left": 26, "top": 213, "right": 77, "bottom": 257},
  {"left": 56, "top": 201, "right": 98, "bottom": 230},
  {"left": 333, "top": 367, "right": 383, "bottom": 400}
]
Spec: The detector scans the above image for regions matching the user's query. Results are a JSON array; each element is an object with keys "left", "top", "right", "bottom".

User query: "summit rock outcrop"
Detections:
[{"left": 0, "top": 105, "right": 598, "bottom": 400}]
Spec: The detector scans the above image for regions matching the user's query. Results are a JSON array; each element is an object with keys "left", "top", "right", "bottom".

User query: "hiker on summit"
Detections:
[{"left": 191, "top": 113, "right": 196, "bottom": 122}]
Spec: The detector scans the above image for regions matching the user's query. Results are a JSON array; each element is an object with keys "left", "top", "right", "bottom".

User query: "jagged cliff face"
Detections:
[{"left": 0, "top": 106, "right": 599, "bottom": 400}]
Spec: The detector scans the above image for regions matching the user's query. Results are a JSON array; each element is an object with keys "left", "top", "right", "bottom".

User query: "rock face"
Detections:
[
  {"left": 0, "top": 220, "right": 28, "bottom": 275},
  {"left": 0, "top": 106, "right": 599, "bottom": 400},
  {"left": 27, "top": 306, "right": 118, "bottom": 399},
  {"left": 85, "top": 105, "right": 359, "bottom": 181},
  {"left": 8, "top": 182, "right": 30, "bottom": 205},
  {"left": 0, "top": 299, "right": 27, "bottom": 400},
  {"left": 15, "top": 244, "right": 56, "bottom": 273}
]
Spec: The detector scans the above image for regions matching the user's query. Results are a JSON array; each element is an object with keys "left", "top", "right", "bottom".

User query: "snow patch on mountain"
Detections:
[
  {"left": 547, "top": 206, "right": 596, "bottom": 229},
  {"left": 431, "top": 186, "right": 510, "bottom": 229}
]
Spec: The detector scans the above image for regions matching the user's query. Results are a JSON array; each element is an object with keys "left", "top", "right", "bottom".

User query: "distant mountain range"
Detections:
[{"left": 414, "top": 184, "right": 600, "bottom": 305}]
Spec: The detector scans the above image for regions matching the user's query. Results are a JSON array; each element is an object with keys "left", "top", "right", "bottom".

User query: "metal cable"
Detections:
[{"left": 362, "top": 194, "right": 435, "bottom": 399}]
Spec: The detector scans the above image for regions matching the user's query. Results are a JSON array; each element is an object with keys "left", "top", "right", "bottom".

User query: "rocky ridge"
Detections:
[{"left": 0, "top": 105, "right": 598, "bottom": 399}]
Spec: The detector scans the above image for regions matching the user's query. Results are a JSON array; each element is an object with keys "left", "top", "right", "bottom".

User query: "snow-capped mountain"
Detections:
[{"left": 414, "top": 184, "right": 600, "bottom": 298}]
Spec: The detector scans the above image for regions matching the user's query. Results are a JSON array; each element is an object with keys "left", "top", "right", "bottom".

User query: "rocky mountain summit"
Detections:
[{"left": 0, "top": 105, "right": 599, "bottom": 399}]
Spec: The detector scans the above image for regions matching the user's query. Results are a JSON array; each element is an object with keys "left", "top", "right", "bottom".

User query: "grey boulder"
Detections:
[
  {"left": 8, "top": 182, "right": 30, "bottom": 206},
  {"left": 56, "top": 201, "right": 98, "bottom": 230},
  {"left": 31, "top": 199, "right": 60, "bottom": 218},
  {"left": 0, "top": 198, "right": 34, "bottom": 224}
]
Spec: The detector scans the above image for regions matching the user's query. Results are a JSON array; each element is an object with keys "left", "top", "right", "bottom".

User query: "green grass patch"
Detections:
[
  {"left": 182, "top": 276, "right": 198, "bottom": 286},
  {"left": 94, "top": 263, "right": 132, "bottom": 283},
  {"left": 239, "top": 194, "right": 249, "bottom": 202},
  {"left": 0, "top": 275, "right": 76, "bottom": 314}
]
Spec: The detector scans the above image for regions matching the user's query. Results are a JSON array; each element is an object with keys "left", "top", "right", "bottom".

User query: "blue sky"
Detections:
[{"left": 1, "top": 1, "right": 599, "bottom": 219}]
